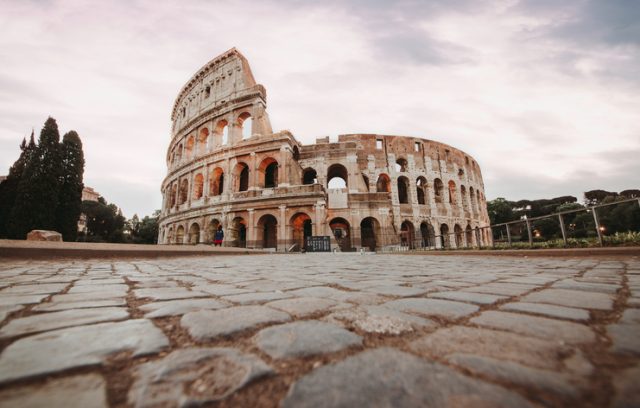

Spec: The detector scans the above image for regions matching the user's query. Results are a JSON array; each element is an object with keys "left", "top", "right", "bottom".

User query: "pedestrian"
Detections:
[{"left": 213, "top": 225, "right": 224, "bottom": 247}]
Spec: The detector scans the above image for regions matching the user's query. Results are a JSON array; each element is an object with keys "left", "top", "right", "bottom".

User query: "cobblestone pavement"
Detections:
[{"left": 0, "top": 254, "right": 638, "bottom": 407}]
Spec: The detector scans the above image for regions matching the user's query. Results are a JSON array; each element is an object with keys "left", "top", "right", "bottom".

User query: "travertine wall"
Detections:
[{"left": 158, "top": 49, "right": 492, "bottom": 250}]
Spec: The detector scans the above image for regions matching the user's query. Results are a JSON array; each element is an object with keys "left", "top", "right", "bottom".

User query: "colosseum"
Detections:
[{"left": 158, "top": 48, "right": 492, "bottom": 251}]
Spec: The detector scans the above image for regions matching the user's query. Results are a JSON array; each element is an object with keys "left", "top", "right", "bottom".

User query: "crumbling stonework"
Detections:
[{"left": 158, "top": 48, "right": 491, "bottom": 250}]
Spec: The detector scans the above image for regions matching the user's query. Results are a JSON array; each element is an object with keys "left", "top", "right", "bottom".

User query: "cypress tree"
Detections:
[
  {"left": 8, "top": 117, "right": 62, "bottom": 238},
  {"left": 0, "top": 132, "right": 36, "bottom": 237},
  {"left": 55, "top": 131, "right": 85, "bottom": 241}
]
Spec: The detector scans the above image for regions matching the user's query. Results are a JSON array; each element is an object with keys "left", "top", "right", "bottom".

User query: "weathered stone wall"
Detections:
[{"left": 158, "top": 49, "right": 492, "bottom": 251}]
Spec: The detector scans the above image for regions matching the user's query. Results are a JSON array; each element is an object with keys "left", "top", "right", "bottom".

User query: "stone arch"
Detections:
[
  {"left": 465, "top": 224, "right": 473, "bottom": 247},
  {"left": 376, "top": 173, "right": 391, "bottom": 193},
  {"left": 188, "top": 222, "right": 200, "bottom": 244},
  {"left": 257, "top": 214, "right": 278, "bottom": 249},
  {"left": 258, "top": 157, "right": 279, "bottom": 188},
  {"left": 185, "top": 135, "right": 195, "bottom": 159},
  {"left": 179, "top": 179, "right": 188, "bottom": 204},
  {"left": 175, "top": 143, "right": 183, "bottom": 162},
  {"left": 440, "top": 223, "right": 450, "bottom": 248},
  {"left": 434, "top": 178, "right": 444, "bottom": 203},
  {"left": 448, "top": 180, "right": 457, "bottom": 204},
  {"left": 290, "top": 212, "right": 312, "bottom": 251},
  {"left": 469, "top": 187, "right": 477, "bottom": 215},
  {"left": 238, "top": 112, "right": 252, "bottom": 139},
  {"left": 420, "top": 222, "right": 435, "bottom": 248},
  {"left": 170, "top": 183, "right": 177, "bottom": 208},
  {"left": 198, "top": 128, "right": 209, "bottom": 154},
  {"left": 416, "top": 176, "right": 428, "bottom": 205},
  {"left": 360, "top": 217, "right": 380, "bottom": 251},
  {"left": 302, "top": 168, "right": 317, "bottom": 185},
  {"left": 454, "top": 224, "right": 463, "bottom": 247},
  {"left": 209, "top": 167, "right": 224, "bottom": 196},
  {"left": 175, "top": 225, "right": 185, "bottom": 244},
  {"left": 461, "top": 185, "right": 468, "bottom": 211},
  {"left": 327, "top": 164, "right": 348, "bottom": 189},
  {"left": 206, "top": 218, "right": 221, "bottom": 243},
  {"left": 215, "top": 119, "right": 229, "bottom": 146},
  {"left": 400, "top": 220, "right": 415, "bottom": 249},
  {"left": 397, "top": 176, "right": 410, "bottom": 204},
  {"left": 395, "top": 157, "right": 408, "bottom": 172},
  {"left": 233, "top": 162, "right": 250, "bottom": 192},
  {"left": 193, "top": 173, "right": 204, "bottom": 200},
  {"left": 166, "top": 226, "right": 174, "bottom": 244},
  {"left": 329, "top": 217, "right": 351, "bottom": 251},
  {"left": 228, "top": 217, "right": 247, "bottom": 248}
]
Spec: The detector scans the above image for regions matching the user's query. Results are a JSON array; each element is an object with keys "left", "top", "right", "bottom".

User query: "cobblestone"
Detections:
[{"left": 0, "top": 253, "right": 636, "bottom": 406}]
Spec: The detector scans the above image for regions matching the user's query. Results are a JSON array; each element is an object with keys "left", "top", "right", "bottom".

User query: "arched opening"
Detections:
[
  {"left": 193, "top": 173, "right": 204, "bottom": 200},
  {"left": 215, "top": 120, "right": 229, "bottom": 146},
  {"left": 440, "top": 223, "right": 450, "bottom": 248},
  {"left": 376, "top": 173, "right": 391, "bottom": 193},
  {"left": 434, "top": 178, "right": 444, "bottom": 203},
  {"left": 179, "top": 179, "right": 188, "bottom": 204},
  {"left": 188, "top": 223, "right": 200, "bottom": 244},
  {"left": 360, "top": 217, "right": 379, "bottom": 251},
  {"left": 290, "top": 213, "right": 312, "bottom": 251},
  {"left": 454, "top": 224, "right": 463, "bottom": 247},
  {"left": 397, "top": 176, "right": 410, "bottom": 204},
  {"left": 327, "top": 164, "right": 348, "bottom": 189},
  {"left": 166, "top": 227, "right": 174, "bottom": 244},
  {"left": 234, "top": 162, "right": 249, "bottom": 192},
  {"left": 395, "top": 158, "right": 408, "bottom": 173},
  {"left": 175, "top": 225, "right": 185, "bottom": 244},
  {"left": 175, "top": 144, "right": 183, "bottom": 163},
  {"left": 362, "top": 174, "right": 370, "bottom": 192},
  {"left": 420, "top": 222, "right": 435, "bottom": 248},
  {"left": 302, "top": 168, "right": 317, "bottom": 185},
  {"left": 170, "top": 184, "right": 177, "bottom": 208},
  {"left": 400, "top": 221, "right": 415, "bottom": 249},
  {"left": 469, "top": 187, "right": 477, "bottom": 215},
  {"left": 209, "top": 167, "right": 224, "bottom": 196},
  {"left": 257, "top": 214, "right": 278, "bottom": 249},
  {"left": 448, "top": 180, "right": 457, "bottom": 204},
  {"left": 185, "top": 135, "right": 195, "bottom": 159},
  {"left": 416, "top": 177, "right": 428, "bottom": 205},
  {"left": 206, "top": 218, "right": 221, "bottom": 243},
  {"left": 259, "top": 157, "right": 279, "bottom": 188},
  {"left": 239, "top": 112, "right": 252, "bottom": 139},
  {"left": 228, "top": 217, "right": 247, "bottom": 248},
  {"left": 198, "top": 128, "right": 209, "bottom": 154},
  {"left": 465, "top": 224, "right": 473, "bottom": 247},
  {"left": 329, "top": 217, "right": 351, "bottom": 251},
  {"left": 461, "top": 185, "right": 468, "bottom": 211}
]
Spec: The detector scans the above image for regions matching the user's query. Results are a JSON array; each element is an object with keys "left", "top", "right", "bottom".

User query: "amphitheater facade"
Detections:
[{"left": 158, "top": 48, "right": 492, "bottom": 251}]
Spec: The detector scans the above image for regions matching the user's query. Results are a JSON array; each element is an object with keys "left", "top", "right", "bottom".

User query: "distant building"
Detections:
[{"left": 78, "top": 186, "right": 100, "bottom": 233}]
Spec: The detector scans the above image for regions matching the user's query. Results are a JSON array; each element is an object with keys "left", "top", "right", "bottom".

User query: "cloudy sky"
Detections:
[{"left": 1, "top": 0, "right": 638, "bottom": 217}]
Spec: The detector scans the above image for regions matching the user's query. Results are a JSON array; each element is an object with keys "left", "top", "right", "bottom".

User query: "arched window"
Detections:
[
  {"left": 454, "top": 224, "right": 463, "bottom": 247},
  {"left": 448, "top": 180, "right": 457, "bottom": 204},
  {"left": 303, "top": 168, "right": 317, "bottom": 185},
  {"left": 461, "top": 185, "right": 468, "bottom": 211},
  {"left": 176, "top": 144, "right": 183, "bottom": 162},
  {"left": 469, "top": 187, "right": 477, "bottom": 214},
  {"left": 259, "top": 158, "right": 278, "bottom": 188},
  {"left": 193, "top": 173, "right": 204, "bottom": 200},
  {"left": 376, "top": 174, "right": 391, "bottom": 193},
  {"left": 239, "top": 112, "right": 252, "bottom": 139},
  {"left": 257, "top": 214, "right": 278, "bottom": 249},
  {"left": 215, "top": 120, "right": 229, "bottom": 146},
  {"left": 395, "top": 158, "right": 408, "bottom": 173},
  {"left": 434, "top": 178, "right": 444, "bottom": 203},
  {"left": 176, "top": 225, "right": 185, "bottom": 244},
  {"left": 327, "top": 164, "right": 348, "bottom": 189},
  {"left": 170, "top": 183, "right": 177, "bottom": 207},
  {"left": 209, "top": 167, "right": 224, "bottom": 196},
  {"left": 179, "top": 179, "right": 188, "bottom": 204},
  {"left": 198, "top": 128, "right": 209, "bottom": 154},
  {"left": 234, "top": 162, "right": 249, "bottom": 192},
  {"left": 185, "top": 136, "right": 195, "bottom": 159},
  {"left": 416, "top": 177, "right": 428, "bottom": 205},
  {"left": 440, "top": 223, "right": 450, "bottom": 248},
  {"left": 400, "top": 220, "right": 415, "bottom": 248},
  {"left": 188, "top": 223, "right": 200, "bottom": 244},
  {"left": 397, "top": 176, "right": 409, "bottom": 204}
]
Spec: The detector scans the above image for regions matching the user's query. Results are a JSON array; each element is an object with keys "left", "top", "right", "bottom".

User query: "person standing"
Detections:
[{"left": 213, "top": 225, "right": 224, "bottom": 246}]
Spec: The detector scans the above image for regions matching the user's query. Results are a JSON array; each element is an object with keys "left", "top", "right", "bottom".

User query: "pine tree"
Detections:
[
  {"left": 0, "top": 132, "right": 36, "bottom": 237},
  {"left": 55, "top": 131, "right": 85, "bottom": 241},
  {"left": 8, "top": 117, "right": 62, "bottom": 238}
]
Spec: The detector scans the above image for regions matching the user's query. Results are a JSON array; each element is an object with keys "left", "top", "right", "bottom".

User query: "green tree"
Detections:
[
  {"left": 487, "top": 198, "right": 516, "bottom": 225},
  {"left": 8, "top": 118, "right": 62, "bottom": 238},
  {"left": 128, "top": 211, "right": 159, "bottom": 244},
  {"left": 0, "top": 132, "right": 36, "bottom": 237},
  {"left": 80, "top": 197, "right": 126, "bottom": 242},
  {"left": 55, "top": 131, "right": 85, "bottom": 241}
]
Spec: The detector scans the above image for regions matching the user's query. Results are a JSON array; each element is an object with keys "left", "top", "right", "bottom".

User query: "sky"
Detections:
[{"left": 1, "top": 0, "right": 638, "bottom": 218}]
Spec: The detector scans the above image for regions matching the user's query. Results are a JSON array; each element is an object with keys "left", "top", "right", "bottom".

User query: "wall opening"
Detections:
[
  {"left": 360, "top": 217, "right": 379, "bottom": 251},
  {"left": 258, "top": 214, "right": 278, "bottom": 249},
  {"left": 327, "top": 164, "right": 348, "bottom": 189},
  {"left": 303, "top": 168, "right": 318, "bottom": 185},
  {"left": 397, "top": 176, "right": 409, "bottom": 204},
  {"left": 376, "top": 174, "right": 391, "bottom": 193},
  {"left": 329, "top": 217, "right": 351, "bottom": 251}
]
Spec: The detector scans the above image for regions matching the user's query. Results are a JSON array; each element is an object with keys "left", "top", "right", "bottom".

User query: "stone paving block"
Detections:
[
  {"left": 221, "top": 291, "right": 292, "bottom": 305},
  {"left": 195, "top": 284, "right": 252, "bottom": 296},
  {"left": 0, "top": 305, "right": 21, "bottom": 323},
  {"left": 74, "top": 278, "right": 124, "bottom": 285},
  {"left": 67, "top": 284, "right": 128, "bottom": 294},
  {"left": 141, "top": 298, "right": 227, "bottom": 318},
  {"left": 286, "top": 286, "right": 353, "bottom": 302},
  {"left": 553, "top": 279, "right": 619, "bottom": 294},
  {"left": 32, "top": 298, "right": 126, "bottom": 312},
  {"left": 471, "top": 311, "right": 596, "bottom": 345},
  {"left": 128, "top": 348, "right": 272, "bottom": 407},
  {"left": 429, "top": 291, "right": 507, "bottom": 305},
  {"left": 362, "top": 285, "right": 428, "bottom": 297},
  {"left": 448, "top": 353, "right": 582, "bottom": 399},
  {"left": 522, "top": 288, "right": 614, "bottom": 310},
  {"left": 255, "top": 321, "right": 362, "bottom": 358},
  {"left": 611, "top": 365, "right": 640, "bottom": 408},
  {"left": 266, "top": 297, "right": 341, "bottom": 317},
  {"left": 608, "top": 324, "right": 640, "bottom": 355},
  {"left": 181, "top": 306, "right": 291, "bottom": 341},
  {"left": 628, "top": 297, "right": 640, "bottom": 307},
  {"left": 0, "top": 373, "right": 107, "bottom": 408},
  {"left": 619, "top": 309, "right": 640, "bottom": 324},
  {"left": 281, "top": 348, "right": 533, "bottom": 408},
  {"left": 502, "top": 276, "right": 557, "bottom": 285},
  {"left": 0, "top": 283, "right": 67, "bottom": 295},
  {"left": 0, "top": 307, "right": 129, "bottom": 338},
  {"left": 384, "top": 297, "right": 479, "bottom": 319},
  {"left": 501, "top": 302, "right": 590, "bottom": 321},
  {"left": 328, "top": 305, "right": 436, "bottom": 335},
  {"left": 50, "top": 291, "right": 124, "bottom": 303},
  {"left": 0, "top": 319, "right": 169, "bottom": 384},
  {"left": 0, "top": 294, "right": 49, "bottom": 306},
  {"left": 462, "top": 283, "right": 535, "bottom": 296},
  {"left": 133, "top": 288, "right": 209, "bottom": 301}
]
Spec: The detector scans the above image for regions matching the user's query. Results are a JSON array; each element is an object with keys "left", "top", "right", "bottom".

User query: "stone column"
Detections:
[
  {"left": 279, "top": 205, "right": 287, "bottom": 252},
  {"left": 249, "top": 152, "right": 258, "bottom": 191},
  {"left": 247, "top": 209, "right": 256, "bottom": 248}
]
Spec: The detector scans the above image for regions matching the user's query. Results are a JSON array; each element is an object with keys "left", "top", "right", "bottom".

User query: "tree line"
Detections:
[{"left": 0, "top": 118, "right": 85, "bottom": 241}]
